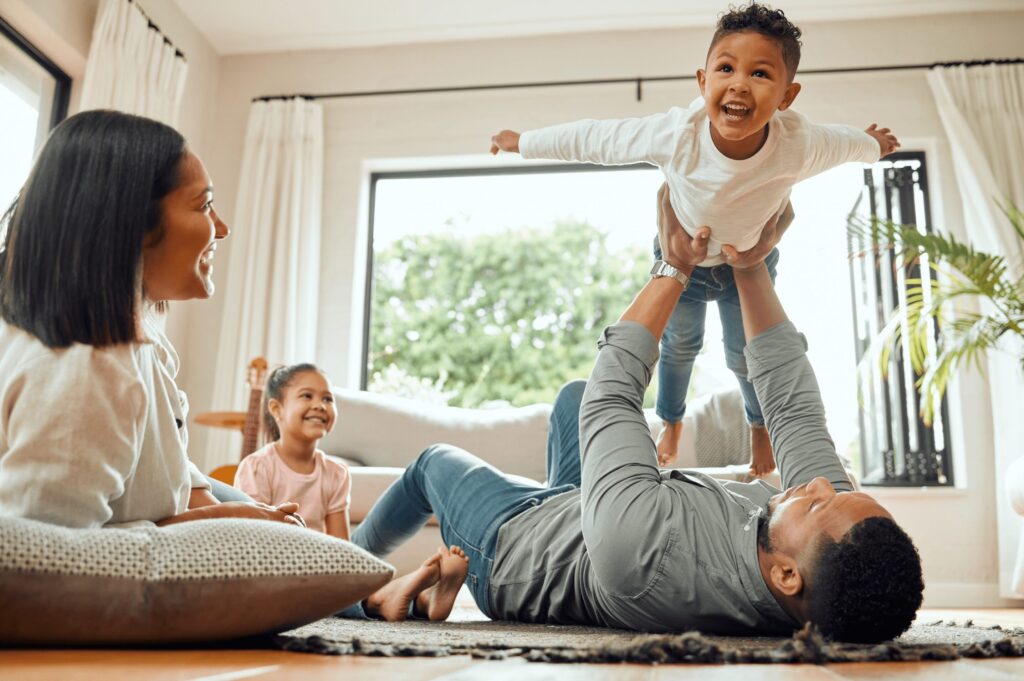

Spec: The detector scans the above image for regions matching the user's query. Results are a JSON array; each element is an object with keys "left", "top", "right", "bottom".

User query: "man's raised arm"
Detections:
[
  {"left": 730, "top": 251, "right": 853, "bottom": 492},
  {"left": 577, "top": 188, "right": 708, "bottom": 593}
]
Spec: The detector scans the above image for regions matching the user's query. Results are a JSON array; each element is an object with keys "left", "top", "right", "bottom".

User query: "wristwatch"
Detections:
[{"left": 650, "top": 260, "right": 690, "bottom": 290}]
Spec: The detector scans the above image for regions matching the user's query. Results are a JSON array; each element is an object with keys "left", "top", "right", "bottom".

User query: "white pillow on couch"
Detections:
[
  {"left": 0, "top": 515, "right": 393, "bottom": 645},
  {"left": 323, "top": 387, "right": 552, "bottom": 482}
]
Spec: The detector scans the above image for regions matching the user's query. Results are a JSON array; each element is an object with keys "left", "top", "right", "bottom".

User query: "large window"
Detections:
[
  {"left": 364, "top": 160, "right": 902, "bottom": 477},
  {"left": 364, "top": 165, "right": 663, "bottom": 408},
  {"left": 0, "top": 18, "right": 70, "bottom": 210}
]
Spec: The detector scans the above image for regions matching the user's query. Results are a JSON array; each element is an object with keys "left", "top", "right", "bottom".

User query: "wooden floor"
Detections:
[{"left": 4, "top": 600, "right": 1024, "bottom": 681}]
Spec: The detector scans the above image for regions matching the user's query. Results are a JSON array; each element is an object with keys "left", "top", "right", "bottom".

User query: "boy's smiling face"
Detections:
[{"left": 698, "top": 30, "right": 801, "bottom": 159}]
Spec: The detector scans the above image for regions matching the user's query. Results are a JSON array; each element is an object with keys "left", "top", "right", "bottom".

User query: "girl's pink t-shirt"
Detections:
[{"left": 233, "top": 443, "right": 351, "bottom": 533}]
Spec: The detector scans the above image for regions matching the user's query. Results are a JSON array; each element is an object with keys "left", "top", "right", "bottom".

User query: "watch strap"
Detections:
[{"left": 649, "top": 260, "right": 690, "bottom": 289}]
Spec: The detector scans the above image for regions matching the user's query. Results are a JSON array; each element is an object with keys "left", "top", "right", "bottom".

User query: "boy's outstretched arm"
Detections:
[
  {"left": 864, "top": 123, "right": 900, "bottom": 158},
  {"left": 490, "top": 130, "right": 520, "bottom": 154}
]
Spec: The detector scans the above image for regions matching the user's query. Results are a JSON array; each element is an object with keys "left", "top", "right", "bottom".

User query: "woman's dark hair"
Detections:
[
  {"left": 262, "top": 363, "right": 327, "bottom": 441},
  {"left": 709, "top": 2, "right": 803, "bottom": 79},
  {"left": 0, "top": 109, "right": 187, "bottom": 348}
]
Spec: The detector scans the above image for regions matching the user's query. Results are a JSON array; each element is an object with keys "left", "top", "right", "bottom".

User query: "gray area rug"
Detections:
[{"left": 274, "top": 617, "right": 1024, "bottom": 664}]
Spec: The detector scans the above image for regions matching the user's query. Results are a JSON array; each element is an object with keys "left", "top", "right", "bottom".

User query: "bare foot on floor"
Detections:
[
  {"left": 364, "top": 553, "right": 440, "bottom": 622},
  {"left": 415, "top": 545, "right": 469, "bottom": 622},
  {"left": 656, "top": 421, "right": 682, "bottom": 467},
  {"left": 749, "top": 425, "right": 776, "bottom": 478}
]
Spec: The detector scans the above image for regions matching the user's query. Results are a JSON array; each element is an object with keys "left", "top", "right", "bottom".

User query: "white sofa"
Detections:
[{"left": 321, "top": 386, "right": 778, "bottom": 575}]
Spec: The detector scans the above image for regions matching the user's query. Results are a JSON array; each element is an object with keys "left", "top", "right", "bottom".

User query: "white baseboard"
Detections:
[{"left": 924, "top": 581, "right": 1024, "bottom": 608}]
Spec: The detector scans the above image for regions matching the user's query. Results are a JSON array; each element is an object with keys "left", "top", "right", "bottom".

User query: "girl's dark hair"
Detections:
[
  {"left": 262, "top": 363, "right": 327, "bottom": 441},
  {"left": 0, "top": 109, "right": 187, "bottom": 348}
]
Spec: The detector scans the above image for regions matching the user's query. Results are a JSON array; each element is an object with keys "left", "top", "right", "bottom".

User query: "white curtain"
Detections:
[
  {"left": 205, "top": 99, "right": 325, "bottom": 470},
  {"left": 79, "top": 0, "right": 188, "bottom": 126},
  {"left": 926, "top": 63, "right": 1024, "bottom": 597}
]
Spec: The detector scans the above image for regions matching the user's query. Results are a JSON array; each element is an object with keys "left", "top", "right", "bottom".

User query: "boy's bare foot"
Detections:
[
  {"left": 364, "top": 553, "right": 440, "bottom": 622},
  {"left": 415, "top": 545, "right": 469, "bottom": 621},
  {"left": 656, "top": 421, "right": 683, "bottom": 467},
  {"left": 749, "top": 425, "right": 776, "bottom": 478}
]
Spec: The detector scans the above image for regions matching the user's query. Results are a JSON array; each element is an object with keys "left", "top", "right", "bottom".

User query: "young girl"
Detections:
[
  {"left": 235, "top": 362, "right": 471, "bottom": 622},
  {"left": 235, "top": 363, "right": 351, "bottom": 539}
]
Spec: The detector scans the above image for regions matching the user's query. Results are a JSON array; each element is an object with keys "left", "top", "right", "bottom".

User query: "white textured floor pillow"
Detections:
[{"left": 0, "top": 515, "right": 394, "bottom": 644}]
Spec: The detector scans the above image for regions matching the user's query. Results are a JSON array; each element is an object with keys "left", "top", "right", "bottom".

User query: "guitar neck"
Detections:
[{"left": 240, "top": 386, "right": 264, "bottom": 458}]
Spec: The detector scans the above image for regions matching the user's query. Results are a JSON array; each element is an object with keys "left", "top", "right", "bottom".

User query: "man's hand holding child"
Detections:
[
  {"left": 721, "top": 201, "right": 795, "bottom": 272},
  {"left": 657, "top": 184, "right": 709, "bottom": 271}
]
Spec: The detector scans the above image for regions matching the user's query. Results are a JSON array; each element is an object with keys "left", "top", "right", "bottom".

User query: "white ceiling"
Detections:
[{"left": 173, "top": 0, "right": 1024, "bottom": 56}]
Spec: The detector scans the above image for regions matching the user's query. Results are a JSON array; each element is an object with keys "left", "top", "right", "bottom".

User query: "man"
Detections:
[{"left": 353, "top": 188, "right": 923, "bottom": 642}]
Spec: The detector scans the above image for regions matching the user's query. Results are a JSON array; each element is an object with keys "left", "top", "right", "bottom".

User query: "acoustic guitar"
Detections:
[{"left": 240, "top": 357, "right": 269, "bottom": 460}]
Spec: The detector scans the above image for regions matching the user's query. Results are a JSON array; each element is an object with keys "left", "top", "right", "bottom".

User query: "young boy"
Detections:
[{"left": 489, "top": 2, "right": 899, "bottom": 477}]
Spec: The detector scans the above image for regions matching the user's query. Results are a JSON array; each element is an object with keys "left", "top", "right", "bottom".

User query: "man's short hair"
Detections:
[
  {"left": 808, "top": 517, "right": 924, "bottom": 642},
  {"left": 709, "top": 3, "right": 803, "bottom": 79}
]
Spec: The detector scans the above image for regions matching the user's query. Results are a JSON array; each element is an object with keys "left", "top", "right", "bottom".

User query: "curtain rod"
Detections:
[
  {"left": 253, "top": 57, "right": 1023, "bottom": 103},
  {"left": 127, "top": 0, "right": 186, "bottom": 61}
]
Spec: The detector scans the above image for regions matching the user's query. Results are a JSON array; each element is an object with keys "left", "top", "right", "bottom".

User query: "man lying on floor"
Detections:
[{"left": 349, "top": 190, "right": 924, "bottom": 643}]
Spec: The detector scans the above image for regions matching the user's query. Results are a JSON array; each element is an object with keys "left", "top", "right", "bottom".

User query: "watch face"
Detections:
[
  {"left": 651, "top": 261, "right": 673, "bottom": 276},
  {"left": 650, "top": 260, "right": 688, "bottom": 287}
]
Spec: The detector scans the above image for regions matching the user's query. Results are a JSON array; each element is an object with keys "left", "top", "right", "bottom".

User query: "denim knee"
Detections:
[
  {"left": 661, "top": 339, "right": 701, "bottom": 364},
  {"left": 724, "top": 349, "right": 749, "bottom": 379},
  {"left": 412, "top": 443, "right": 453, "bottom": 473},
  {"left": 553, "top": 379, "right": 586, "bottom": 414},
  {"left": 662, "top": 322, "right": 703, "bottom": 360}
]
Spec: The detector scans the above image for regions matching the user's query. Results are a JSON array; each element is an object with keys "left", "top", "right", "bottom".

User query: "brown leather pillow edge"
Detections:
[{"left": 0, "top": 568, "right": 392, "bottom": 644}]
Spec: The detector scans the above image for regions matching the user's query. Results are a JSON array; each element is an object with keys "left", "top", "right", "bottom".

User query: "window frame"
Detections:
[
  {"left": 848, "top": 150, "right": 954, "bottom": 487},
  {"left": 0, "top": 17, "right": 71, "bottom": 132}
]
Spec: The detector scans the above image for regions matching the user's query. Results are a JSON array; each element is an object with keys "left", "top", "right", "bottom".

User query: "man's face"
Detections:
[
  {"left": 765, "top": 477, "right": 891, "bottom": 561},
  {"left": 697, "top": 30, "right": 800, "bottom": 158}
]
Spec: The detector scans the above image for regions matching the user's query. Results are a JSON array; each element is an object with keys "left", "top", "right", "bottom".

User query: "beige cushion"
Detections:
[
  {"left": 0, "top": 515, "right": 394, "bottom": 645},
  {"left": 324, "top": 387, "right": 756, "bottom": 482},
  {"left": 324, "top": 387, "right": 552, "bottom": 482}
]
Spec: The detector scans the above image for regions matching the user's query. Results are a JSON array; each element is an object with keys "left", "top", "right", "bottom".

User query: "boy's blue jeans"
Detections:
[
  {"left": 341, "top": 380, "right": 587, "bottom": 619},
  {"left": 653, "top": 239, "right": 780, "bottom": 426}
]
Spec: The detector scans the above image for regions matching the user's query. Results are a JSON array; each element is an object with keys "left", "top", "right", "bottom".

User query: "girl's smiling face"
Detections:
[
  {"left": 268, "top": 370, "right": 337, "bottom": 443},
  {"left": 697, "top": 30, "right": 802, "bottom": 159}
]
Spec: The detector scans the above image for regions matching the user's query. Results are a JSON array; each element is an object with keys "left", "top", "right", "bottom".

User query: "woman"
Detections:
[
  {"left": 0, "top": 110, "right": 297, "bottom": 528},
  {"left": 0, "top": 110, "right": 463, "bottom": 621}
]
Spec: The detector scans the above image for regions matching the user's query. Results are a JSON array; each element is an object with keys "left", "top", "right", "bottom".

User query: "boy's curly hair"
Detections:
[
  {"left": 807, "top": 516, "right": 924, "bottom": 643},
  {"left": 709, "top": 2, "right": 803, "bottom": 79}
]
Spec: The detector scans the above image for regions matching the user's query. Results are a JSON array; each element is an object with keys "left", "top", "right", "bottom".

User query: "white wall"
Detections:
[{"left": 194, "top": 9, "right": 1024, "bottom": 606}]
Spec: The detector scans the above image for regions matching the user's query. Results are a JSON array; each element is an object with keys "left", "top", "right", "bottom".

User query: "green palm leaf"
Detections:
[{"left": 848, "top": 205, "right": 1024, "bottom": 424}]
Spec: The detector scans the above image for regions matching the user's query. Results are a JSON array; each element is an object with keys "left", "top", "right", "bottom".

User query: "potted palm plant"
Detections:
[{"left": 848, "top": 204, "right": 1024, "bottom": 424}]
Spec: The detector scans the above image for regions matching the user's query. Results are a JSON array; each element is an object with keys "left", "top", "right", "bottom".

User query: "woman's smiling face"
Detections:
[{"left": 142, "top": 151, "right": 229, "bottom": 302}]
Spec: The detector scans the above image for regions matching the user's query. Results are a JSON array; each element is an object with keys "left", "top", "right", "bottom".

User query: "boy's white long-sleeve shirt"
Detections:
[{"left": 519, "top": 97, "right": 880, "bottom": 266}]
